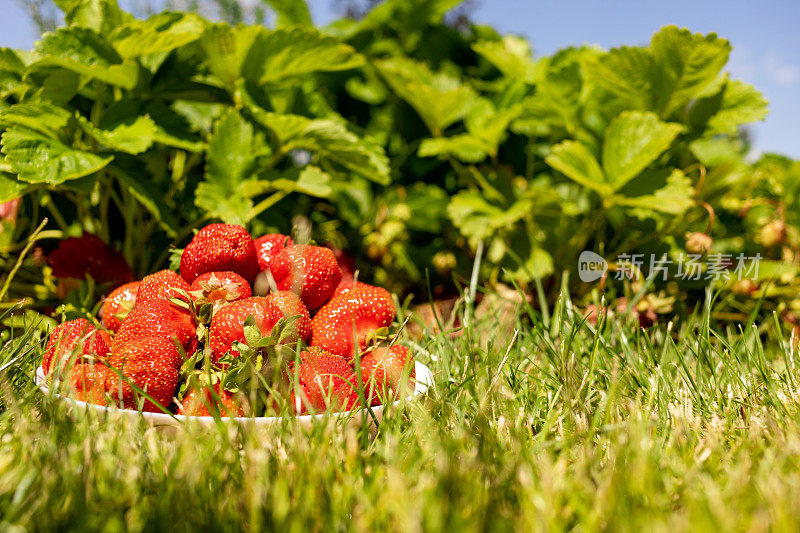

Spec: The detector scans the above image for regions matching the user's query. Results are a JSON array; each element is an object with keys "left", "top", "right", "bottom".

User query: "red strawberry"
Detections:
[
  {"left": 310, "top": 285, "right": 395, "bottom": 360},
  {"left": 101, "top": 281, "right": 140, "bottom": 332},
  {"left": 180, "top": 224, "right": 259, "bottom": 284},
  {"left": 255, "top": 234, "right": 293, "bottom": 271},
  {"left": 113, "top": 299, "right": 198, "bottom": 356},
  {"left": 330, "top": 279, "right": 371, "bottom": 299},
  {"left": 179, "top": 383, "right": 248, "bottom": 417},
  {"left": 207, "top": 297, "right": 283, "bottom": 364},
  {"left": 288, "top": 347, "right": 356, "bottom": 412},
  {"left": 270, "top": 245, "right": 342, "bottom": 311},
  {"left": 136, "top": 270, "right": 190, "bottom": 304},
  {"left": 189, "top": 271, "right": 252, "bottom": 312},
  {"left": 359, "top": 345, "right": 415, "bottom": 406},
  {"left": 105, "top": 336, "right": 182, "bottom": 412},
  {"left": 265, "top": 290, "right": 311, "bottom": 342},
  {"left": 69, "top": 362, "right": 111, "bottom": 405},
  {"left": 49, "top": 233, "right": 134, "bottom": 287},
  {"left": 42, "top": 318, "right": 110, "bottom": 376}
]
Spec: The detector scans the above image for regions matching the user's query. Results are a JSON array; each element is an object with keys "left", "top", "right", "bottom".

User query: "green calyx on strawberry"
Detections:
[
  {"left": 189, "top": 271, "right": 252, "bottom": 310},
  {"left": 180, "top": 224, "right": 259, "bottom": 284},
  {"left": 178, "top": 372, "right": 249, "bottom": 417},
  {"left": 310, "top": 283, "right": 396, "bottom": 360}
]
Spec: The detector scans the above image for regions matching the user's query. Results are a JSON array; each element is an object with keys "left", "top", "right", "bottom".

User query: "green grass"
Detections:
[{"left": 2, "top": 288, "right": 800, "bottom": 531}]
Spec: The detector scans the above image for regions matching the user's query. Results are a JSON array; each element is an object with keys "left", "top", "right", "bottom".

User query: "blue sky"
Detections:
[{"left": 1, "top": 0, "right": 798, "bottom": 157}]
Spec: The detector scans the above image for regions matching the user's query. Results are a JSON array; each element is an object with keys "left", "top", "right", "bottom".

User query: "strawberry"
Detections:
[
  {"left": 180, "top": 224, "right": 259, "bottom": 284},
  {"left": 288, "top": 347, "right": 357, "bottom": 412},
  {"left": 269, "top": 245, "right": 342, "bottom": 311},
  {"left": 255, "top": 233, "right": 293, "bottom": 271},
  {"left": 100, "top": 281, "right": 140, "bottom": 332},
  {"left": 310, "top": 285, "right": 395, "bottom": 360},
  {"left": 136, "top": 270, "right": 190, "bottom": 304},
  {"left": 179, "top": 383, "right": 248, "bottom": 417},
  {"left": 189, "top": 271, "right": 252, "bottom": 312},
  {"left": 359, "top": 345, "right": 415, "bottom": 406},
  {"left": 330, "top": 279, "right": 371, "bottom": 299},
  {"left": 42, "top": 318, "right": 110, "bottom": 376},
  {"left": 68, "top": 362, "right": 111, "bottom": 405},
  {"left": 106, "top": 336, "right": 183, "bottom": 412},
  {"left": 49, "top": 233, "right": 134, "bottom": 287},
  {"left": 207, "top": 297, "right": 283, "bottom": 364},
  {"left": 113, "top": 299, "right": 198, "bottom": 356},
  {"left": 264, "top": 290, "right": 311, "bottom": 342}
]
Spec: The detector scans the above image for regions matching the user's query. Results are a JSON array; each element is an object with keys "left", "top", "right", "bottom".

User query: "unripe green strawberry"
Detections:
[
  {"left": 685, "top": 232, "right": 713, "bottom": 255},
  {"left": 101, "top": 281, "right": 140, "bottom": 332},
  {"left": 42, "top": 318, "right": 110, "bottom": 376},
  {"left": 180, "top": 224, "right": 259, "bottom": 284},
  {"left": 106, "top": 336, "right": 183, "bottom": 412},
  {"left": 310, "top": 284, "right": 395, "bottom": 360},
  {"left": 760, "top": 219, "right": 786, "bottom": 248},
  {"left": 269, "top": 245, "right": 342, "bottom": 311}
]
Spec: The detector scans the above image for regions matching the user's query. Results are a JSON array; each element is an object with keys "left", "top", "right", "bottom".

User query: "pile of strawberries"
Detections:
[{"left": 41, "top": 224, "right": 416, "bottom": 417}]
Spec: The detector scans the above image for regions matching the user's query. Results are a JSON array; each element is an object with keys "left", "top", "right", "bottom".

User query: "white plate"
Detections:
[{"left": 36, "top": 361, "right": 433, "bottom": 429}]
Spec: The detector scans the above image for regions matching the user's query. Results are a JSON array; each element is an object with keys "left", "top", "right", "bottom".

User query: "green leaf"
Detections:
[
  {"left": 196, "top": 110, "right": 258, "bottom": 225},
  {"left": 545, "top": 141, "right": 610, "bottom": 195},
  {"left": 286, "top": 166, "right": 332, "bottom": 197},
  {"left": 0, "top": 171, "right": 32, "bottom": 202},
  {"left": 611, "top": 169, "right": 694, "bottom": 215},
  {"left": 472, "top": 36, "right": 536, "bottom": 82},
  {"left": 244, "top": 166, "right": 334, "bottom": 198},
  {"left": 263, "top": 0, "right": 312, "bottom": 26},
  {"left": 465, "top": 101, "right": 521, "bottom": 153},
  {"left": 0, "top": 102, "right": 72, "bottom": 136},
  {"left": 1, "top": 127, "right": 112, "bottom": 184},
  {"left": 602, "top": 111, "right": 682, "bottom": 190},
  {"left": 581, "top": 46, "right": 655, "bottom": 111},
  {"left": 110, "top": 12, "right": 205, "bottom": 59},
  {"left": 706, "top": 80, "right": 768, "bottom": 135},
  {"left": 375, "top": 57, "right": 475, "bottom": 135},
  {"left": 650, "top": 26, "right": 731, "bottom": 117},
  {"left": 249, "top": 109, "right": 390, "bottom": 184},
  {"left": 243, "top": 27, "right": 364, "bottom": 84},
  {"left": 0, "top": 48, "right": 25, "bottom": 75},
  {"left": 200, "top": 24, "right": 262, "bottom": 86},
  {"left": 447, "top": 191, "right": 504, "bottom": 242},
  {"left": 76, "top": 114, "right": 157, "bottom": 155},
  {"left": 32, "top": 27, "right": 138, "bottom": 89},
  {"left": 418, "top": 135, "right": 491, "bottom": 163},
  {"left": 54, "top": 0, "right": 132, "bottom": 35}
]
